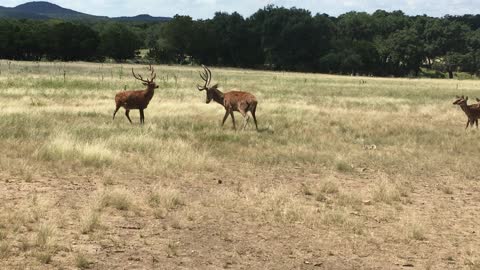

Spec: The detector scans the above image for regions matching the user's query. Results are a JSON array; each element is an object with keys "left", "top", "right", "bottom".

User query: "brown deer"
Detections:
[
  {"left": 453, "top": 95, "right": 480, "bottom": 129},
  {"left": 197, "top": 65, "right": 258, "bottom": 131},
  {"left": 475, "top": 97, "right": 480, "bottom": 107},
  {"left": 113, "top": 65, "right": 158, "bottom": 124}
]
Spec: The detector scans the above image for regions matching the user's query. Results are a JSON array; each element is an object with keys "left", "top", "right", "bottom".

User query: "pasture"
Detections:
[{"left": 0, "top": 61, "right": 479, "bottom": 269}]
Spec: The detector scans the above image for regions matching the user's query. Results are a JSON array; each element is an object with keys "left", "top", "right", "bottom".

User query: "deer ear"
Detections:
[
  {"left": 212, "top": 84, "right": 219, "bottom": 89},
  {"left": 456, "top": 95, "right": 460, "bottom": 98},
  {"left": 466, "top": 96, "right": 469, "bottom": 100}
]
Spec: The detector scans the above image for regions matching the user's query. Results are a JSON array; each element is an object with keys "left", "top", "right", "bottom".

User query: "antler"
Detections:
[
  {"left": 197, "top": 65, "right": 211, "bottom": 91},
  {"left": 132, "top": 65, "right": 156, "bottom": 83},
  {"left": 147, "top": 64, "right": 156, "bottom": 82}
]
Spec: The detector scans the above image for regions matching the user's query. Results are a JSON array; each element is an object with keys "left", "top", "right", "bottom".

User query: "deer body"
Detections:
[
  {"left": 197, "top": 66, "right": 258, "bottom": 131},
  {"left": 453, "top": 96, "right": 480, "bottom": 129},
  {"left": 113, "top": 65, "right": 158, "bottom": 124},
  {"left": 115, "top": 87, "right": 155, "bottom": 110}
]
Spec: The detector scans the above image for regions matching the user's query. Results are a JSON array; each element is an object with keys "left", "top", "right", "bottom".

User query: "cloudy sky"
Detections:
[{"left": 1, "top": 0, "right": 479, "bottom": 19}]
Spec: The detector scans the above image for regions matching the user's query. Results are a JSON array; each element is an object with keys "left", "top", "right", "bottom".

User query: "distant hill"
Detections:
[
  {"left": 113, "top": 14, "right": 171, "bottom": 22},
  {"left": 0, "top": 1, "right": 171, "bottom": 22},
  {"left": 13, "top": 1, "right": 106, "bottom": 20},
  {"left": 0, "top": 4, "right": 51, "bottom": 19}
]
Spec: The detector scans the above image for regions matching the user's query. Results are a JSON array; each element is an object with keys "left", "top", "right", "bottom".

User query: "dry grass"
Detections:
[
  {"left": 148, "top": 186, "right": 184, "bottom": 219},
  {"left": 372, "top": 179, "right": 402, "bottom": 204},
  {"left": 1, "top": 60, "right": 480, "bottom": 269},
  {"left": 75, "top": 253, "right": 92, "bottom": 269},
  {"left": 0, "top": 241, "right": 10, "bottom": 259},
  {"left": 80, "top": 208, "right": 102, "bottom": 234},
  {"left": 100, "top": 188, "right": 134, "bottom": 211}
]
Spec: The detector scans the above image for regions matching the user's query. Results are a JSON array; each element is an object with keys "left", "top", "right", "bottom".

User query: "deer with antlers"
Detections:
[
  {"left": 197, "top": 65, "right": 258, "bottom": 131},
  {"left": 453, "top": 95, "right": 480, "bottom": 129},
  {"left": 113, "top": 65, "right": 158, "bottom": 124}
]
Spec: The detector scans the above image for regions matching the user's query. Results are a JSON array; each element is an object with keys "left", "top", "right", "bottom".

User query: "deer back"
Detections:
[{"left": 223, "top": 90, "right": 257, "bottom": 111}]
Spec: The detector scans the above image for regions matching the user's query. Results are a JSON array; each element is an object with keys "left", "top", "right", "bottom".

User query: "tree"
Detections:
[
  {"left": 372, "top": 10, "right": 410, "bottom": 38},
  {"left": 250, "top": 6, "right": 333, "bottom": 71},
  {"left": 337, "top": 11, "right": 376, "bottom": 41},
  {"left": 49, "top": 22, "right": 100, "bottom": 61},
  {"left": 423, "top": 19, "right": 469, "bottom": 64},
  {"left": 464, "top": 29, "right": 480, "bottom": 75},
  {"left": 383, "top": 28, "right": 425, "bottom": 76},
  {"left": 99, "top": 23, "right": 141, "bottom": 61},
  {"left": 211, "top": 12, "right": 261, "bottom": 67}
]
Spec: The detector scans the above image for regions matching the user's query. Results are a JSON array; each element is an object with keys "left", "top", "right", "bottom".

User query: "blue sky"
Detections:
[{"left": 2, "top": 0, "right": 480, "bottom": 19}]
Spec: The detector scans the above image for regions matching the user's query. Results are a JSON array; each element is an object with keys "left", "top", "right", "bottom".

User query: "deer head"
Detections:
[
  {"left": 132, "top": 64, "right": 158, "bottom": 89},
  {"left": 453, "top": 95, "right": 468, "bottom": 105},
  {"left": 197, "top": 65, "right": 221, "bottom": 104}
]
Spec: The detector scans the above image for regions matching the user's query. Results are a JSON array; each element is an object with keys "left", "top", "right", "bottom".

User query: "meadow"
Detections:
[{"left": 0, "top": 60, "right": 480, "bottom": 269}]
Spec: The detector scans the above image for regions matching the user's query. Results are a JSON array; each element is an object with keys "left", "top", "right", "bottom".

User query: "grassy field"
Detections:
[{"left": 1, "top": 60, "right": 480, "bottom": 269}]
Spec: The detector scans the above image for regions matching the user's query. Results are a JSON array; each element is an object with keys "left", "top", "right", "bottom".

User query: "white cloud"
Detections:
[{"left": 1, "top": 0, "right": 480, "bottom": 18}]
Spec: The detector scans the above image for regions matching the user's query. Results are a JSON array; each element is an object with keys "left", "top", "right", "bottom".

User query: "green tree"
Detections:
[
  {"left": 49, "top": 22, "right": 100, "bottom": 61},
  {"left": 99, "top": 23, "right": 141, "bottom": 61},
  {"left": 250, "top": 6, "right": 333, "bottom": 71},
  {"left": 211, "top": 12, "right": 261, "bottom": 67},
  {"left": 383, "top": 28, "right": 425, "bottom": 76},
  {"left": 337, "top": 11, "right": 376, "bottom": 41},
  {"left": 423, "top": 19, "right": 469, "bottom": 64},
  {"left": 464, "top": 29, "right": 480, "bottom": 75}
]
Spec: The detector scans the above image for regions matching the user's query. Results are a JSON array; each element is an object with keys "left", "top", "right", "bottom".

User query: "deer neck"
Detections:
[
  {"left": 460, "top": 103, "right": 472, "bottom": 115},
  {"left": 212, "top": 88, "right": 225, "bottom": 106},
  {"left": 144, "top": 86, "right": 155, "bottom": 99}
]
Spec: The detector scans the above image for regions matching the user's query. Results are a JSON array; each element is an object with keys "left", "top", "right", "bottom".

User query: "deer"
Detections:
[
  {"left": 197, "top": 65, "right": 258, "bottom": 131},
  {"left": 453, "top": 95, "right": 480, "bottom": 129},
  {"left": 113, "top": 65, "right": 158, "bottom": 124},
  {"left": 475, "top": 97, "right": 480, "bottom": 108}
]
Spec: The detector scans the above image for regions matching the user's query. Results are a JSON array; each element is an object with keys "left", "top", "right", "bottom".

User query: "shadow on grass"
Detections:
[{"left": 257, "top": 127, "right": 274, "bottom": 133}]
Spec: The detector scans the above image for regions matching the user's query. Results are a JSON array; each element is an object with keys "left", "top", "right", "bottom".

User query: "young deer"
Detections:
[
  {"left": 113, "top": 65, "right": 158, "bottom": 124},
  {"left": 453, "top": 95, "right": 480, "bottom": 129},
  {"left": 197, "top": 65, "right": 258, "bottom": 131},
  {"left": 475, "top": 97, "right": 480, "bottom": 107}
]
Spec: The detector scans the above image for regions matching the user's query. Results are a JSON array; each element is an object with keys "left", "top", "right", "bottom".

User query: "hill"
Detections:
[
  {"left": 113, "top": 14, "right": 171, "bottom": 22},
  {"left": 0, "top": 1, "right": 171, "bottom": 22},
  {"left": 0, "top": 4, "right": 50, "bottom": 19}
]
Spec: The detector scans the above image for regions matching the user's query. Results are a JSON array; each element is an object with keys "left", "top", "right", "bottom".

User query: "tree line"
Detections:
[{"left": 2, "top": 5, "right": 480, "bottom": 78}]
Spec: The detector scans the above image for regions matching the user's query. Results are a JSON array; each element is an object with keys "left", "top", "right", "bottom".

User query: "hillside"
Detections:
[
  {"left": 0, "top": 1, "right": 170, "bottom": 22},
  {"left": 113, "top": 14, "right": 171, "bottom": 22},
  {"left": 13, "top": 1, "right": 106, "bottom": 20},
  {"left": 0, "top": 5, "right": 50, "bottom": 19}
]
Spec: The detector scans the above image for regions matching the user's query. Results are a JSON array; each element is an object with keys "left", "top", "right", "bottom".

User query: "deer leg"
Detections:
[
  {"left": 239, "top": 110, "right": 249, "bottom": 130},
  {"left": 125, "top": 110, "right": 133, "bottom": 124},
  {"left": 251, "top": 106, "right": 258, "bottom": 131},
  {"left": 230, "top": 111, "right": 236, "bottom": 130},
  {"left": 476, "top": 119, "right": 478, "bottom": 128},
  {"left": 113, "top": 105, "right": 120, "bottom": 120},
  {"left": 221, "top": 110, "right": 229, "bottom": 126},
  {"left": 140, "top": 109, "right": 145, "bottom": 125},
  {"left": 242, "top": 115, "right": 250, "bottom": 130}
]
